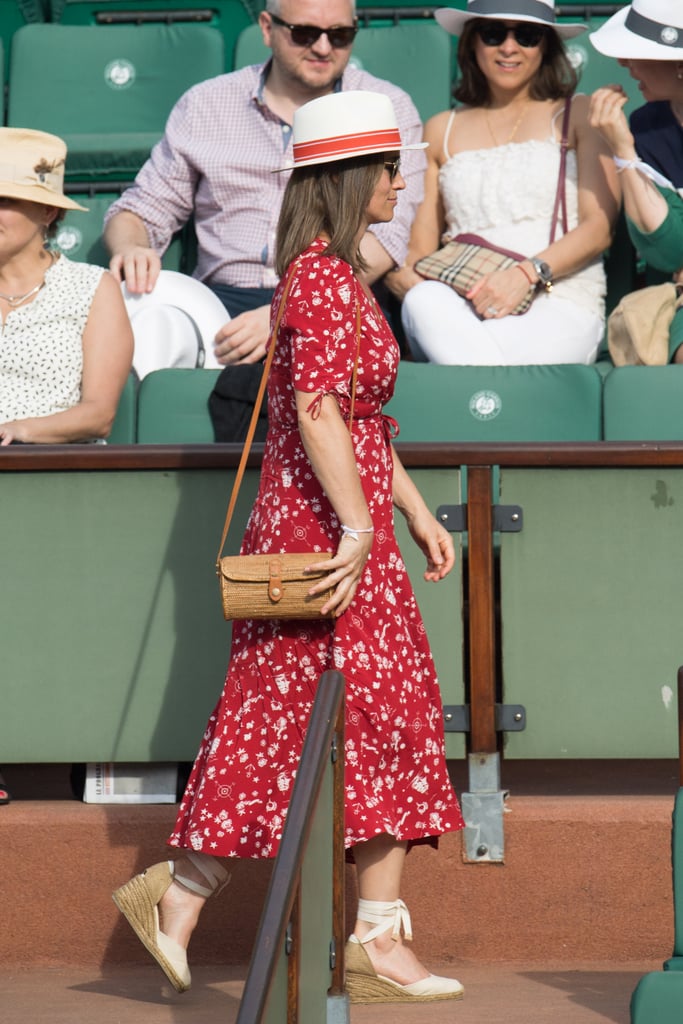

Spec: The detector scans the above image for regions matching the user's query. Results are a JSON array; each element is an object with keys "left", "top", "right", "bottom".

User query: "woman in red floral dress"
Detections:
[{"left": 113, "top": 91, "right": 464, "bottom": 1004}]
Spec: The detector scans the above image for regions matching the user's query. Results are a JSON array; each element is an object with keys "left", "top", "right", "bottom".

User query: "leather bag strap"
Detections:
[
  {"left": 216, "top": 268, "right": 362, "bottom": 566},
  {"left": 549, "top": 93, "right": 572, "bottom": 245}
]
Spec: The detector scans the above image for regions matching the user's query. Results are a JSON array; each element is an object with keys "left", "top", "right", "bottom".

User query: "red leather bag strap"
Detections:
[{"left": 549, "top": 93, "right": 572, "bottom": 244}]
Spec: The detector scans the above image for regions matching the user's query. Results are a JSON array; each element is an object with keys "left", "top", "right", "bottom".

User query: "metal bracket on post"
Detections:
[
  {"left": 461, "top": 752, "right": 508, "bottom": 864},
  {"left": 436, "top": 504, "right": 523, "bottom": 533},
  {"left": 443, "top": 705, "right": 526, "bottom": 733}
]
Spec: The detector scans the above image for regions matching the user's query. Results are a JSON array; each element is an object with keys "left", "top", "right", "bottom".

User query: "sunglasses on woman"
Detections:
[
  {"left": 383, "top": 157, "right": 401, "bottom": 180},
  {"left": 476, "top": 20, "right": 547, "bottom": 48},
  {"left": 269, "top": 13, "right": 358, "bottom": 49}
]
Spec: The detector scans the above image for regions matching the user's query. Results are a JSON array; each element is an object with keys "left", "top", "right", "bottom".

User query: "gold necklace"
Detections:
[
  {"left": 0, "top": 252, "right": 55, "bottom": 308},
  {"left": 485, "top": 100, "right": 529, "bottom": 147},
  {"left": 0, "top": 280, "right": 45, "bottom": 308}
]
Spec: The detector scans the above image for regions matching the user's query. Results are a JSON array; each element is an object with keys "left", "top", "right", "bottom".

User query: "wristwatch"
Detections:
[{"left": 530, "top": 256, "right": 553, "bottom": 292}]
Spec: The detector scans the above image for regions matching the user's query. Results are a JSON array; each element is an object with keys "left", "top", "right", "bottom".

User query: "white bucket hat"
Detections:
[
  {"left": 0, "top": 127, "right": 87, "bottom": 211},
  {"left": 276, "top": 90, "right": 427, "bottom": 172},
  {"left": 590, "top": 1, "right": 683, "bottom": 60},
  {"left": 435, "top": 0, "right": 586, "bottom": 40}
]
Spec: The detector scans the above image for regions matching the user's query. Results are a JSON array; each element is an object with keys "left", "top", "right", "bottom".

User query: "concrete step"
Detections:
[{"left": 3, "top": 763, "right": 676, "bottom": 969}]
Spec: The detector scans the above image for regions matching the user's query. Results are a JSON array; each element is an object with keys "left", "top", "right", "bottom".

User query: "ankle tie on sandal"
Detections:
[
  {"left": 356, "top": 898, "right": 413, "bottom": 943},
  {"left": 173, "top": 852, "right": 231, "bottom": 899}
]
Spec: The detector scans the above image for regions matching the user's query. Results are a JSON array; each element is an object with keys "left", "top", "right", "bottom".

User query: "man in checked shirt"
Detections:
[{"left": 103, "top": 0, "right": 426, "bottom": 368}]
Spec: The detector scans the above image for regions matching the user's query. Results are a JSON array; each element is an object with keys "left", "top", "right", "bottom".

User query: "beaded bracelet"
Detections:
[{"left": 340, "top": 524, "right": 375, "bottom": 542}]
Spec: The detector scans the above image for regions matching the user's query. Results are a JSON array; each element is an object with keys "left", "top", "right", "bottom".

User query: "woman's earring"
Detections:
[{"left": 677, "top": 63, "right": 683, "bottom": 81}]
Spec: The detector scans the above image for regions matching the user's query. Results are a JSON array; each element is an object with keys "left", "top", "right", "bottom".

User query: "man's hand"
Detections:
[
  {"left": 109, "top": 246, "right": 162, "bottom": 294},
  {"left": 213, "top": 304, "right": 271, "bottom": 365}
]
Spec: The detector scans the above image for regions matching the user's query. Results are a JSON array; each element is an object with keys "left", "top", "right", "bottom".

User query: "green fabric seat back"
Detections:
[
  {"left": 48, "top": 0, "right": 252, "bottom": 70},
  {"left": 137, "top": 368, "right": 222, "bottom": 443},
  {"left": 0, "top": 0, "right": 44, "bottom": 82},
  {"left": 235, "top": 18, "right": 452, "bottom": 121},
  {"left": 7, "top": 23, "right": 224, "bottom": 180},
  {"left": 630, "top": 971, "right": 683, "bottom": 1022},
  {"left": 108, "top": 372, "right": 137, "bottom": 444},
  {"left": 54, "top": 191, "right": 187, "bottom": 270},
  {"left": 603, "top": 367, "right": 683, "bottom": 440},
  {"left": 384, "top": 363, "right": 603, "bottom": 442}
]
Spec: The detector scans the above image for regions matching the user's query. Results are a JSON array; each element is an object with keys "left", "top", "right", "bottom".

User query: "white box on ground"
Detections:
[{"left": 84, "top": 762, "right": 178, "bottom": 803}]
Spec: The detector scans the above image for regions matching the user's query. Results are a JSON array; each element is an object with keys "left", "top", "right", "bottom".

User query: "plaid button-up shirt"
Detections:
[{"left": 104, "top": 62, "right": 426, "bottom": 289}]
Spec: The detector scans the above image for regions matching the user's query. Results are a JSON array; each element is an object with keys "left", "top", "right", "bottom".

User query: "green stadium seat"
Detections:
[
  {"left": 108, "top": 372, "right": 137, "bottom": 444},
  {"left": 47, "top": 0, "right": 254, "bottom": 70},
  {"left": 603, "top": 366, "right": 683, "bottom": 441},
  {"left": 235, "top": 16, "right": 453, "bottom": 122},
  {"left": 631, "top": 971, "right": 683, "bottom": 1023},
  {"left": 136, "top": 368, "right": 221, "bottom": 443},
  {"left": 663, "top": 789, "right": 683, "bottom": 972},
  {"left": 54, "top": 188, "right": 191, "bottom": 271},
  {"left": 0, "top": 0, "right": 44, "bottom": 85},
  {"left": 385, "top": 363, "right": 603, "bottom": 442},
  {"left": 7, "top": 23, "right": 224, "bottom": 181}
]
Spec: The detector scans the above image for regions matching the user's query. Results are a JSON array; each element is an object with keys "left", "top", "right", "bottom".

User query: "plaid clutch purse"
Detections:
[{"left": 414, "top": 233, "right": 534, "bottom": 315}]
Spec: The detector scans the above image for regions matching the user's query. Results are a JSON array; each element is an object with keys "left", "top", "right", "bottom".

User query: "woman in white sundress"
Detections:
[{"left": 387, "top": 0, "right": 620, "bottom": 366}]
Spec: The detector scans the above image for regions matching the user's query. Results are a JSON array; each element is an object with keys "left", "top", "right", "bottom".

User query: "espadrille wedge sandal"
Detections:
[
  {"left": 345, "top": 898, "right": 464, "bottom": 1004},
  {"left": 112, "top": 854, "right": 230, "bottom": 993}
]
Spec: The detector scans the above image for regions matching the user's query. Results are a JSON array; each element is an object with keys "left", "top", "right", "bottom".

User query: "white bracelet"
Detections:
[
  {"left": 340, "top": 524, "right": 375, "bottom": 542},
  {"left": 613, "top": 156, "right": 675, "bottom": 189},
  {"left": 613, "top": 156, "right": 639, "bottom": 174}
]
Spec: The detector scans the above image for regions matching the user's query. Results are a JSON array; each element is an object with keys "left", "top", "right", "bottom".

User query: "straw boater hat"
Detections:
[
  {"left": 0, "top": 127, "right": 87, "bottom": 211},
  {"left": 590, "top": 1, "right": 683, "bottom": 60},
  {"left": 275, "top": 90, "right": 427, "bottom": 172},
  {"left": 434, "top": 0, "right": 586, "bottom": 40}
]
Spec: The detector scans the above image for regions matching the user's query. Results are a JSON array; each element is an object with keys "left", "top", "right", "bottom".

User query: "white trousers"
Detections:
[{"left": 401, "top": 281, "right": 603, "bottom": 366}]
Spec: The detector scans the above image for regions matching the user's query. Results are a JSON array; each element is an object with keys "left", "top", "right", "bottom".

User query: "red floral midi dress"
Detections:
[{"left": 169, "top": 240, "right": 464, "bottom": 858}]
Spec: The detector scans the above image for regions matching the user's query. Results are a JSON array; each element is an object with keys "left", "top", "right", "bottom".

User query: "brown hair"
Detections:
[
  {"left": 453, "top": 20, "right": 577, "bottom": 106},
  {"left": 45, "top": 208, "right": 66, "bottom": 240},
  {"left": 275, "top": 154, "right": 385, "bottom": 277}
]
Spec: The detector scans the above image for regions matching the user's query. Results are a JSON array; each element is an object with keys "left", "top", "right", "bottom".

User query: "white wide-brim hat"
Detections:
[
  {"left": 590, "top": 1, "right": 683, "bottom": 60},
  {"left": 435, "top": 0, "right": 586, "bottom": 40},
  {"left": 0, "top": 127, "right": 87, "bottom": 211},
  {"left": 122, "top": 270, "right": 228, "bottom": 377},
  {"left": 275, "top": 90, "right": 427, "bottom": 172}
]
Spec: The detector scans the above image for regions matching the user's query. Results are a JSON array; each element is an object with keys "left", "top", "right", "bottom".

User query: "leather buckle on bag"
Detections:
[{"left": 268, "top": 558, "right": 283, "bottom": 603}]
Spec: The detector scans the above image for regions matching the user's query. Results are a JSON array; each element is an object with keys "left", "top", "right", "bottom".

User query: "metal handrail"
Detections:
[{"left": 236, "top": 670, "right": 346, "bottom": 1024}]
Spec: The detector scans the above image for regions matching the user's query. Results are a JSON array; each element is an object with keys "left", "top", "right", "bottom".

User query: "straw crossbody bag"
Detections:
[
  {"left": 216, "top": 266, "right": 362, "bottom": 621},
  {"left": 414, "top": 96, "right": 573, "bottom": 315}
]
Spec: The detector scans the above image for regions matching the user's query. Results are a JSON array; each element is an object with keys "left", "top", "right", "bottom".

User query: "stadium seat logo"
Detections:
[
  {"left": 55, "top": 225, "right": 83, "bottom": 255},
  {"left": 565, "top": 44, "right": 586, "bottom": 73},
  {"left": 469, "top": 390, "right": 502, "bottom": 421},
  {"left": 105, "top": 59, "right": 136, "bottom": 89}
]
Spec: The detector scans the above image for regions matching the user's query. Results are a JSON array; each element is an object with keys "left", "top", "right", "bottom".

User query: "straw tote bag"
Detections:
[
  {"left": 414, "top": 96, "right": 573, "bottom": 314},
  {"left": 216, "top": 265, "right": 361, "bottom": 621}
]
